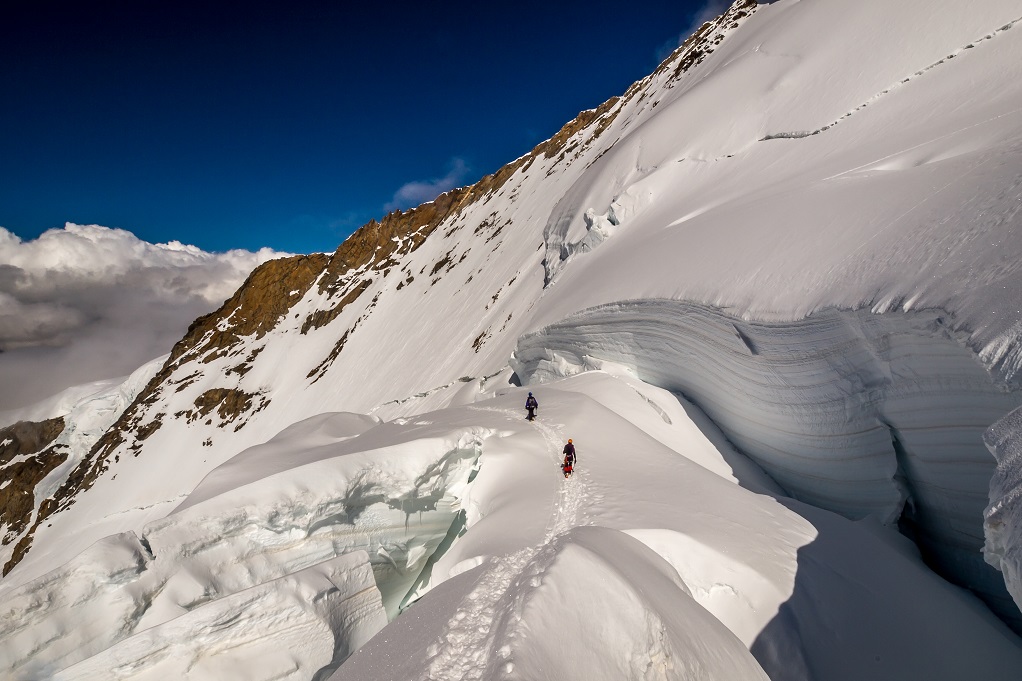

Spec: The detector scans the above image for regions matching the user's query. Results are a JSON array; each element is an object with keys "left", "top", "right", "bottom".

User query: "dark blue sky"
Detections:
[{"left": 2, "top": 0, "right": 721, "bottom": 254}]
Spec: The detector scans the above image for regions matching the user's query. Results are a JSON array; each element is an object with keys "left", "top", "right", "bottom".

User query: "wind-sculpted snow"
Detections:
[
  {"left": 512, "top": 300, "right": 1022, "bottom": 627},
  {"left": 0, "top": 426, "right": 486, "bottom": 678},
  {"left": 984, "top": 406, "right": 1022, "bottom": 613},
  {"left": 0, "top": 533, "right": 151, "bottom": 679}
]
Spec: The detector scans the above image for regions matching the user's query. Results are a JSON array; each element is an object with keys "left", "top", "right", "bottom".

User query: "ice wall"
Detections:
[{"left": 512, "top": 300, "right": 1022, "bottom": 627}]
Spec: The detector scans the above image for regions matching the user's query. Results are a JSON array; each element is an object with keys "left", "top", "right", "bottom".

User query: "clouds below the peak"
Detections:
[
  {"left": 0, "top": 224, "right": 288, "bottom": 412},
  {"left": 385, "top": 158, "right": 470, "bottom": 212}
]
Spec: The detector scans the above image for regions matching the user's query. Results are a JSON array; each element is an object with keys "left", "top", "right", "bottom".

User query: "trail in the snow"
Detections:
[
  {"left": 531, "top": 416, "right": 590, "bottom": 541},
  {"left": 763, "top": 14, "right": 1022, "bottom": 141},
  {"left": 421, "top": 409, "right": 590, "bottom": 681}
]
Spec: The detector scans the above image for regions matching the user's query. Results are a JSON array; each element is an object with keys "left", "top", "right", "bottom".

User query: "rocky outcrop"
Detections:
[
  {"left": 659, "top": 0, "right": 758, "bottom": 81},
  {"left": 171, "top": 253, "right": 331, "bottom": 366},
  {"left": 0, "top": 418, "right": 65, "bottom": 467},
  {"left": 176, "top": 388, "right": 270, "bottom": 431},
  {"left": 0, "top": 418, "right": 67, "bottom": 574}
]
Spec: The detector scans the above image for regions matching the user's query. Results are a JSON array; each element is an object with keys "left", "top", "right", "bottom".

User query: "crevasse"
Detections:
[
  {"left": 0, "top": 432, "right": 486, "bottom": 679},
  {"left": 511, "top": 299, "right": 1022, "bottom": 629}
]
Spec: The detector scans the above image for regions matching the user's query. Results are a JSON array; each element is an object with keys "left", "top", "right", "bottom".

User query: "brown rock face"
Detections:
[
  {"left": 0, "top": 418, "right": 64, "bottom": 467},
  {"left": 661, "top": 0, "right": 756, "bottom": 79},
  {"left": 177, "top": 388, "right": 270, "bottom": 431},
  {"left": 0, "top": 418, "right": 67, "bottom": 573},
  {"left": 302, "top": 186, "right": 477, "bottom": 335},
  {"left": 171, "top": 253, "right": 332, "bottom": 366}
]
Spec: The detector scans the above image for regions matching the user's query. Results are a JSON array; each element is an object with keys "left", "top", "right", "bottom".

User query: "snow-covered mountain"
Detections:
[{"left": 5, "top": 0, "right": 1022, "bottom": 678}]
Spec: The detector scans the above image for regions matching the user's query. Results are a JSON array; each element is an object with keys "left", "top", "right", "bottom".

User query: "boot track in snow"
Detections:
[{"left": 421, "top": 409, "right": 590, "bottom": 680}]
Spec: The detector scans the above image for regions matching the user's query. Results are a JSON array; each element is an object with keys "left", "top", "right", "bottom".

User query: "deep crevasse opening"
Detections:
[{"left": 511, "top": 299, "right": 1022, "bottom": 630}]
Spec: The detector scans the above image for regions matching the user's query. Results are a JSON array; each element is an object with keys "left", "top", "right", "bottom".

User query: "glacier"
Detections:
[
  {"left": 52, "top": 551, "right": 386, "bottom": 681},
  {"left": 5, "top": 0, "right": 1022, "bottom": 678}
]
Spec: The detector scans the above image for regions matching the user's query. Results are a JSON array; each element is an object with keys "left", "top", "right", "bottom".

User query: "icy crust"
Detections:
[
  {"left": 0, "top": 428, "right": 485, "bottom": 678},
  {"left": 984, "top": 406, "right": 1022, "bottom": 613},
  {"left": 52, "top": 551, "right": 385, "bottom": 681},
  {"left": 512, "top": 300, "right": 1022, "bottom": 625}
]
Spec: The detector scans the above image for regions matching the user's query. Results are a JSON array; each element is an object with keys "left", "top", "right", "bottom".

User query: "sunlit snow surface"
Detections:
[
  {"left": 6, "top": 0, "right": 1022, "bottom": 677},
  {"left": 5, "top": 374, "right": 1021, "bottom": 679}
]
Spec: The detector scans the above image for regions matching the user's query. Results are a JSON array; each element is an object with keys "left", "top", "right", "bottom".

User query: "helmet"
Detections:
[
  {"left": 568, "top": 439, "right": 572, "bottom": 443},
  {"left": 528, "top": 392, "right": 533, "bottom": 396}
]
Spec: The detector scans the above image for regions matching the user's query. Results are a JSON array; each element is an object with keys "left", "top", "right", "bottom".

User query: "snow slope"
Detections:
[{"left": 5, "top": 0, "right": 1022, "bottom": 678}]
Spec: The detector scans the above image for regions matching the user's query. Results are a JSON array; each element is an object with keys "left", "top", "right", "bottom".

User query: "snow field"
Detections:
[
  {"left": 8, "top": 363, "right": 1022, "bottom": 680},
  {"left": 492, "top": 526, "right": 770, "bottom": 681}
]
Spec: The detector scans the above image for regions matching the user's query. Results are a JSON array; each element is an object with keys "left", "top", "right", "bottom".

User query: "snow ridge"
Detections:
[{"left": 422, "top": 410, "right": 588, "bottom": 680}]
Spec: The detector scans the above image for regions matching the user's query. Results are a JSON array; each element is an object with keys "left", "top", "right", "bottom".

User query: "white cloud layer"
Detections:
[
  {"left": 0, "top": 224, "right": 288, "bottom": 412},
  {"left": 384, "top": 158, "right": 469, "bottom": 212}
]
